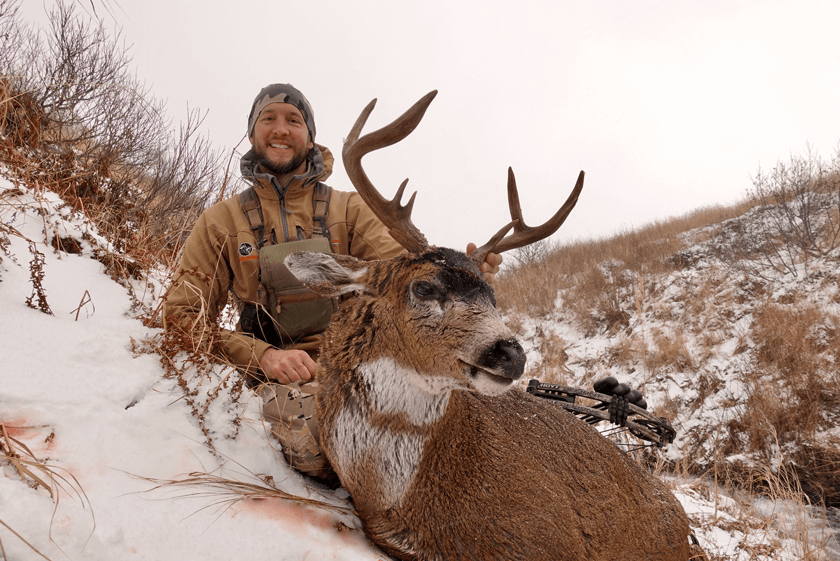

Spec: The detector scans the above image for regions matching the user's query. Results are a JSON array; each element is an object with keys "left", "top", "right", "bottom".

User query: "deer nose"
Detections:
[{"left": 479, "top": 339, "right": 527, "bottom": 380}]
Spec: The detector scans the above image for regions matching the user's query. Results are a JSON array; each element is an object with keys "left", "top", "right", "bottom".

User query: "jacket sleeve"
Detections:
[
  {"left": 344, "top": 193, "right": 406, "bottom": 261},
  {"left": 162, "top": 211, "right": 272, "bottom": 376}
]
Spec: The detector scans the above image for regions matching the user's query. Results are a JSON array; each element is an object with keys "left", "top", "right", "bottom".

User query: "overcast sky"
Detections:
[{"left": 20, "top": 0, "right": 840, "bottom": 251}]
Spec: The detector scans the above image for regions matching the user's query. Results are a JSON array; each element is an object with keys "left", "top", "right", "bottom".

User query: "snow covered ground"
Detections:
[{"left": 1, "top": 173, "right": 837, "bottom": 559}]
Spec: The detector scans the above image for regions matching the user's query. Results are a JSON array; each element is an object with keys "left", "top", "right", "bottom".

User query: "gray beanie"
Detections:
[{"left": 247, "top": 83, "right": 316, "bottom": 140}]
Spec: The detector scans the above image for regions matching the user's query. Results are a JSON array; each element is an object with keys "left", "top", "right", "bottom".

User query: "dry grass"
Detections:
[
  {"left": 1, "top": 39, "right": 268, "bottom": 522},
  {"left": 1, "top": 68, "right": 243, "bottom": 446},
  {"left": 662, "top": 454, "right": 839, "bottom": 561},
  {"left": 496, "top": 199, "right": 757, "bottom": 319},
  {"left": 4, "top": 6, "right": 840, "bottom": 556},
  {"left": 723, "top": 302, "right": 840, "bottom": 506},
  {"left": 138, "top": 470, "right": 355, "bottom": 519},
  {"left": 0, "top": 423, "right": 92, "bottom": 561},
  {"left": 526, "top": 328, "right": 573, "bottom": 384},
  {"left": 495, "top": 160, "right": 840, "bottom": 512},
  {"left": 135, "top": 288, "right": 249, "bottom": 455}
]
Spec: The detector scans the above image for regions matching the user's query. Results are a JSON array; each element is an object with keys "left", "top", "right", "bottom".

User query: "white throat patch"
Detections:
[
  {"left": 329, "top": 358, "right": 456, "bottom": 509},
  {"left": 360, "top": 357, "right": 454, "bottom": 425}
]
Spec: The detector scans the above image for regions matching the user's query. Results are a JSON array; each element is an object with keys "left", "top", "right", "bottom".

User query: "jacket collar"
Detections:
[{"left": 240, "top": 143, "right": 334, "bottom": 200}]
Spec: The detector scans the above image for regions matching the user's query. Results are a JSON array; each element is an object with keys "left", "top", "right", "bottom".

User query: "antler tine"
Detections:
[
  {"left": 469, "top": 169, "right": 585, "bottom": 267},
  {"left": 343, "top": 91, "right": 438, "bottom": 253}
]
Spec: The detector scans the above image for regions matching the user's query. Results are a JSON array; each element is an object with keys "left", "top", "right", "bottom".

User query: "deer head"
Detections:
[{"left": 285, "top": 91, "right": 584, "bottom": 398}]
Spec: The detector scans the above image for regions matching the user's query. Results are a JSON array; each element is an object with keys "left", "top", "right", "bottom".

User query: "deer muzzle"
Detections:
[{"left": 476, "top": 338, "right": 527, "bottom": 380}]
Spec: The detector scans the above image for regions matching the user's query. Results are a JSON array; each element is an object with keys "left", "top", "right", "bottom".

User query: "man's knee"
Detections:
[{"left": 258, "top": 382, "right": 333, "bottom": 479}]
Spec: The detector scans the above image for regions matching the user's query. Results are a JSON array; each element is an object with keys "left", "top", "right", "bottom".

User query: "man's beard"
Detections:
[{"left": 256, "top": 145, "right": 309, "bottom": 176}]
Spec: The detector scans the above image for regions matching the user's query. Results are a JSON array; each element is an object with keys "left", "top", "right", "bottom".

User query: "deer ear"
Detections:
[{"left": 284, "top": 251, "right": 370, "bottom": 297}]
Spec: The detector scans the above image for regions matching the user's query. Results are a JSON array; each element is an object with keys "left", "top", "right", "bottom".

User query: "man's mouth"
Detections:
[{"left": 269, "top": 143, "right": 292, "bottom": 150}]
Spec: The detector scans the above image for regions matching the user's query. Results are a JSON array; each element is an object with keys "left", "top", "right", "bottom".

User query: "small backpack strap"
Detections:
[
  {"left": 312, "top": 182, "right": 332, "bottom": 241},
  {"left": 239, "top": 186, "right": 266, "bottom": 248}
]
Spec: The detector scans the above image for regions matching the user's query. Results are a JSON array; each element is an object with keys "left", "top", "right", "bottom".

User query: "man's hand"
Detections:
[
  {"left": 466, "top": 243, "right": 503, "bottom": 284},
  {"left": 260, "top": 348, "right": 317, "bottom": 384}
]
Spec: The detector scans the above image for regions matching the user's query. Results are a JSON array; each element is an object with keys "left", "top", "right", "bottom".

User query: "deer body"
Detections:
[{"left": 287, "top": 249, "right": 691, "bottom": 561}]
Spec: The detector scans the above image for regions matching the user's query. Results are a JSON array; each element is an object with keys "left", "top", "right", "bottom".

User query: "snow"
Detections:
[
  {"left": 2, "top": 171, "right": 838, "bottom": 560},
  {"left": 1, "top": 175, "right": 384, "bottom": 560}
]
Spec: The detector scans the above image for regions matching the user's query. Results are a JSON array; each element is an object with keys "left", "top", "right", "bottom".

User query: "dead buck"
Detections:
[{"left": 284, "top": 91, "right": 692, "bottom": 561}]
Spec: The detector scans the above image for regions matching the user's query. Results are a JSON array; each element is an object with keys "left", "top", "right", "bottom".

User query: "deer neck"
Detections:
[
  {"left": 328, "top": 356, "right": 457, "bottom": 512},
  {"left": 360, "top": 356, "right": 454, "bottom": 426}
]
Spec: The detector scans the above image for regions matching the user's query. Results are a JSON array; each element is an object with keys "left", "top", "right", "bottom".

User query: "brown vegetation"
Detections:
[
  {"left": 497, "top": 200, "right": 757, "bottom": 318},
  {"left": 1, "top": 422, "right": 92, "bottom": 560}
]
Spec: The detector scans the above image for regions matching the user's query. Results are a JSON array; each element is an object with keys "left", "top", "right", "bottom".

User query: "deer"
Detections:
[{"left": 284, "top": 91, "right": 694, "bottom": 561}]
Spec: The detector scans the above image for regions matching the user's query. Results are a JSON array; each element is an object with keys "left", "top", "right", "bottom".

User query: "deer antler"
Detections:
[
  {"left": 468, "top": 168, "right": 585, "bottom": 267},
  {"left": 343, "top": 90, "right": 438, "bottom": 254}
]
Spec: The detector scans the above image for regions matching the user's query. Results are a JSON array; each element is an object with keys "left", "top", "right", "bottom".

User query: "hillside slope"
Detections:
[
  {"left": 499, "top": 195, "right": 840, "bottom": 558},
  {"left": 3, "top": 169, "right": 839, "bottom": 559}
]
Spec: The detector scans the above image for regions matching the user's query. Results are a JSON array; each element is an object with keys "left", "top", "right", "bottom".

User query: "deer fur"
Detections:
[{"left": 285, "top": 247, "right": 692, "bottom": 561}]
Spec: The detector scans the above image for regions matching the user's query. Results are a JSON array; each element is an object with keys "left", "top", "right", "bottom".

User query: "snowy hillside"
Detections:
[
  {"left": 504, "top": 195, "right": 840, "bottom": 559},
  {"left": 516, "top": 201, "right": 840, "bottom": 479},
  {"left": 2, "top": 173, "right": 838, "bottom": 560}
]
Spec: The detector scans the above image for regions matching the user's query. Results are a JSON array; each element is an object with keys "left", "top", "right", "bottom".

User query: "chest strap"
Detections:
[
  {"left": 239, "top": 183, "right": 333, "bottom": 247},
  {"left": 239, "top": 186, "right": 266, "bottom": 248},
  {"left": 312, "top": 183, "right": 332, "bottom": 240}
]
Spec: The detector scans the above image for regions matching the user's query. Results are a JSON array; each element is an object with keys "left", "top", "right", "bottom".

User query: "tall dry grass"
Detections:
[
  {"left": 674, "top": 457, "right": 840, "bottom": 560},
  {"left": 724, "top": 302, "right": 840, "bottom": 506},
  {"left": 495, "top": 200, "right": 757, "bottom": 319}
]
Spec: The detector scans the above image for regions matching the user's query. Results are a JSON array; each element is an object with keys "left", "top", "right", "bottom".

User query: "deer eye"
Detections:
[{"left": 412, "top": 281, "right": 442, "bottom": 301}]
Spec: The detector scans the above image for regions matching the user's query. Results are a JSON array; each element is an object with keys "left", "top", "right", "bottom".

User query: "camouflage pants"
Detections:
[{"left": 257, "top": 381, "right": 333, "bottom": 479}]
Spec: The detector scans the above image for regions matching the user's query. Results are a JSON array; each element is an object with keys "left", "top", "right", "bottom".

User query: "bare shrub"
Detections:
[
  {"left": 0, "top": 2, "right": 235, "bottom": 456},
  {"left": 140, "top": 107, "right": 223, "bottom": 245},
  {"left": 31, "top": 2, "right": 166, "bottom": 161},
  {"left": 0, "top": 0, "right": 224, "bottom": 287},
  {"left": 508, "top": 238, "right": 551, "bottom": 267},
  {"left": 736, "top": 144, "right": 840, "bottom": 277}
]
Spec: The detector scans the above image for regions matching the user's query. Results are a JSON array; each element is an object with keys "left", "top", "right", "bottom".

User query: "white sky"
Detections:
[{"left": 20, "top": 0, "right": 840, "bottom": 251}]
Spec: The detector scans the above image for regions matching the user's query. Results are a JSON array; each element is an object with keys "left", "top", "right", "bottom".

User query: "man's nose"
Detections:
[{"left": 269, "top": 120, "right": 290, "bottom": 137}]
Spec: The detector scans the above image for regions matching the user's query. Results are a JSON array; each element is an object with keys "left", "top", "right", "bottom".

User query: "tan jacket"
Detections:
[{"left": 163, "top": 145, "right": 403, "bottom": 374}]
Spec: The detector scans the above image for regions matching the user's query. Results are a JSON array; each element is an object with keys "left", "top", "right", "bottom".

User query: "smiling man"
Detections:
[
  {"left": 164, "top": 83, "right": 501, "bottom": 481},
  {"left": 250, "top": 98, "right": 312, "bottom": 176}
]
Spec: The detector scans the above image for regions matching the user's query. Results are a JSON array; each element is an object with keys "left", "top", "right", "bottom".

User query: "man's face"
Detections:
[{"left": 249, "top": 103, "right": 313, "bottom": 176}]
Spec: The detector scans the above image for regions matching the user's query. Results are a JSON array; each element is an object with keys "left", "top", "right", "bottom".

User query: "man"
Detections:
[{"left": 164, "top": 84, "right": 501, "bottom": 480}]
